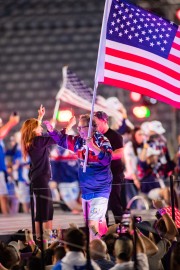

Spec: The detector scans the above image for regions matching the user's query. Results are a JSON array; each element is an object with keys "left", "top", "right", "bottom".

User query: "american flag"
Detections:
[
  {"left": 96, "top": 0, "right": 180, "bottom": 108},
  {"left": 56, "top": 66, "right": 127, "bottom": 125}
]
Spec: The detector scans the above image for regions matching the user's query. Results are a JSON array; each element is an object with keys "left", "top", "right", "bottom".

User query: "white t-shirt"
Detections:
[
  {"left": 109, "top": 253, "right": 149, "bottom": 270},
  {"left": 124, "top": 141, "right": 138, "bottom": 179},
  {"left": 53, "top": 251, "right": 100, "bottom": 270}
]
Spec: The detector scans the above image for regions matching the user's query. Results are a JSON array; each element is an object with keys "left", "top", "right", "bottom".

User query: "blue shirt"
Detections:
[
  {"left": 50, "top": 147, "right": 78, "bottom": 183},
  {"left": 0, "top": 140, "right": 6, "bottom": 171},
  {"left": 49, "top": 130, "right": 113, "bottom": 199}
]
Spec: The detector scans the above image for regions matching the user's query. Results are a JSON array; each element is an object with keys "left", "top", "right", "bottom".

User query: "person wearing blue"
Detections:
[
  {"left": 0, "top": 114, "right": 19, "bottom": 214},
  {"left": 10, "top": 132, "right": 30, "bottom": 213},
  {"left": 44, "top": 114, "right": 112, "bottom": 240},
  {"left": 50, "top": 146, "right": 82, "bottom": 213}
]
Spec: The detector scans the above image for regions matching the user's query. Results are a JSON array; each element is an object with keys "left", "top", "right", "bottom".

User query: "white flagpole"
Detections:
[
  {"left": 83, "top": 82, "right": 98, "bottom": 172},
  {"left": 52, "top": 66, "right": 68, "bottom": 128},
  {"left": 83, "top": 0, "right": 111, "bottom": 172}
]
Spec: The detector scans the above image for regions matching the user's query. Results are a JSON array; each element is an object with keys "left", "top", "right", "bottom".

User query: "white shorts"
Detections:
[
  {"left": 82, "top": 197, "right": 108, "bottom": 221},
  {"left": 0, "top": 171, "right": 8, "bottom": 195},
  {"left": 58, "top": 181, "right": 80, "bottom": 203},
  {"left": 16, "top": 182, "right": 30, "bottom": 203}
]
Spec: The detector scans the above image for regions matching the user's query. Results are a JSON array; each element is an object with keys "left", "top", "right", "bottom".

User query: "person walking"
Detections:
[
  {"left": 21, "top": 105, "right": 58, "bottom": 238},
  {"left": 93, "top": 111, "right": 125, "bottom": 224},
  {"left": 44, "top": 114, "right": 112, "bottom": 240}
]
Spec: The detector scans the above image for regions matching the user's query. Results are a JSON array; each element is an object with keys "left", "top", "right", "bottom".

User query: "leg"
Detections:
[
  {"left": 35, "top": 220, "right": 53, "bottom": 237},
  {"left": 108, "top": 182, "right": 124, "bottom": 224},
  {"left": 59, "top": 182, "right": 82, "bottom": 212},
  {"left": 0, "top": 195, "right": 9, "bottom": 214},
  {"left": 22, "top": 202, "right": 30, "bottom": 213},
  {"left": 34, "top": 178, "right": 54, "bottom": 238},
  {"left": 125, "top": 179, "right": 138, "bottom": 209},
  {"left": 82, "top": 197, "right": 108, "bottom": 241},
  {"left": 0, "top": 172, "right": 9, "bottom": 214},
  {"left": 99, "top": 218, "right": 108, "bottom": 236}
]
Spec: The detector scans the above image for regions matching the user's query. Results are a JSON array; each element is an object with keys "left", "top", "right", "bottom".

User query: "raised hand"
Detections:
[
  {"left": 66, "top": 116, "right": 76, "bottom": 133},
  {"left": 9, "top": 114, "right": 20, "bottom": 126},
  {"left": 86, "top": 137, "right": 94, "bottom": 149},
  {"left": 38, "top": 104, "right": 45, "bottom": 121},
  {"left": 25, "top": 229, "right": 34, "bottom": 243}
]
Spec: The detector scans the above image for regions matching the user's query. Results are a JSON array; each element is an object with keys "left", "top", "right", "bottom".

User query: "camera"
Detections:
[
  {"left": 52, "top": 229, "right": 58, "bottom": 239},
  {"left": 155, "top": 211, "right": 162, "bottom": 220},
  {"left": 13, "top": 229, "right": 26, "bottom": 242},
  {"left": 121, "top": 212, "right": 131, "bottom": 227}
]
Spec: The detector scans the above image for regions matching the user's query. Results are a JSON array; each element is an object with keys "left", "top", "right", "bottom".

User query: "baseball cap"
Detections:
[
  {"left": 146, "top": 147, "right": 160, "bottom": 158},
  {"left": 141, "top": 121, "right": 150, "bottom": 136},
  {"left": 94, "top": 111, "right": 109, "bottom": 122},
  {"left": 106, "top": 97, "right": 124, "bottom": 111},
  {"left": 148, "top": 121, "right": 166, "bottom": 135}
]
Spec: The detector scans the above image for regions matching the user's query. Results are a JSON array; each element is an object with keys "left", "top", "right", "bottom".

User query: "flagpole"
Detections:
[
  {"left": 83, "top": 82, "right": 98, "bottom": 172},
  {"left": 52, "top": 66, "right": 68, "bottom": 128},
  {"left": 83, "top": 0, "right": 111, "bottom": 172}
]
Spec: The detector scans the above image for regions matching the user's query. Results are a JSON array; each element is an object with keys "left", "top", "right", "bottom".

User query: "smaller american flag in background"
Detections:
[
  {"left": 56, "top": 66, "right": 127, "bottom": 125},
  {"left": 96, "top": 0, "right": 180, "bottom": 108}
]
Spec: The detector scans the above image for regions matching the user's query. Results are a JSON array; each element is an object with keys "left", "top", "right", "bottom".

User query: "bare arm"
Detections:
[
  {"left": 0, "top": 263, "right": 8, "bottom": 270},
  {"left": 136, "top": 229, "right": 146, "bottom": 254},
  {"left": 153, "top": 200, "right": 179, "bottom": 241},
  {"left": 111, "top": 148, "right": 124, "bottom": 160},
  {"left": 136, "top": 228, "right": 158, "bottom": 255},
  {"left": 0, "top": 115, "right": 19, "bottom": 140},
  {"left": 139, "top": 143, "right": 149, "bottom": 162}
]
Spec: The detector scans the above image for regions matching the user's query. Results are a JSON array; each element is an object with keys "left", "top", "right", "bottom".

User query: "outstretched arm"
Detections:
[
  {"left": 153, "top": 200, "right": 179, "bottom": 241},
  {"left": 136, "top": 228, "right": 158, "bottom": 256},
  {"left": 0, "top": 114, "right": 19, "bottom": 140}
]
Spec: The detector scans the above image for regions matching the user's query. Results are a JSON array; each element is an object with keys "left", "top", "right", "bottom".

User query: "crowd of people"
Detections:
[
  {"left": 0, "top": 199, "right": 180, "bottom": 270},
  {"left": 0, "top": 105, "right": 180, "bottom": 269}
]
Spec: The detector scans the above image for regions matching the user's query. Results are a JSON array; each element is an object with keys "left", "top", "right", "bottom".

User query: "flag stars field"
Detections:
[{"left": 95, "top": 0, "right": 180, "bottom": 108}]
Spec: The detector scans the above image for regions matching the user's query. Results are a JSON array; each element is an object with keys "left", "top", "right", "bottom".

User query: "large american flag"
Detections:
[{"left": 96, "top": 0, "right": 180, "bottom": 108}]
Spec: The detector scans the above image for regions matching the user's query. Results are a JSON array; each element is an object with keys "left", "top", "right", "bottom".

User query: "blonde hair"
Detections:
[{"left": 21, "top": 118, "right": 39, "bottom": 160}]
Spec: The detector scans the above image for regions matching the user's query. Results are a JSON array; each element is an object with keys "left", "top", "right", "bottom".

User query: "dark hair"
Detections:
[
  {"left": 131, "top": 127, "right": 142, "bottom": 156},
  {"left": 102, "top": 233, "right": 116, "bottom": 256},
  {"left": 64, "top": 228, "right": 86, "bottom": 252},
  {"left": 54, "top": 246, "right": 66, "bottom": 261},
  {"left": 0, "top": 241, "right": 19, "bottom": 269},
  {"left": 115, "top": 236, "right": 133, "bottom": 262},
  {"left": 44, "top": 248, "right": 54, "bottom": 265},
  {"left": 94, "top": 111, "right": 108, "bottom": 122},
  {"left": 154, "top": 218, "right": 167, "bottom": 237},
  {"left": 27, "top": 257, "right": 41, "bottom": 270}
]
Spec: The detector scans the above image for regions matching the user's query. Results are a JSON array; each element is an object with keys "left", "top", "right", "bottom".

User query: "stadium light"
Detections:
[
  {"left": 57, "top": 109, "right": 73, "bottom": 122},
  {"left": 176, "top": 8, "right": 180, "bottom": 21},
  {"left": 133, "top": 106, "right": 151, "bottom": 118},
  {"left": 130, "top": 92, "right": 142, "bottom": 102}
]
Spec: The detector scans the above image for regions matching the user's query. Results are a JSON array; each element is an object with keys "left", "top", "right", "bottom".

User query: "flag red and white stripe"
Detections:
[{"left": 95, "top": 0, "right": 180, "bottom": 108}]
